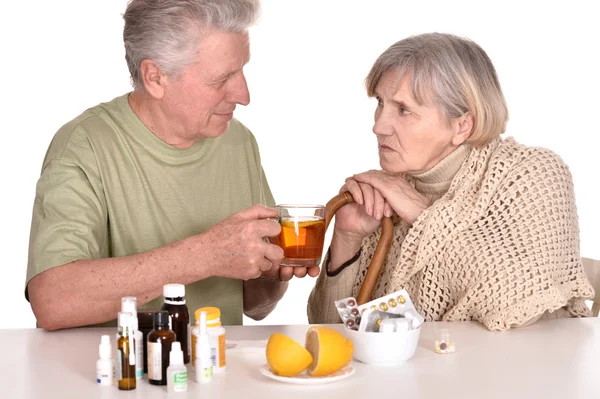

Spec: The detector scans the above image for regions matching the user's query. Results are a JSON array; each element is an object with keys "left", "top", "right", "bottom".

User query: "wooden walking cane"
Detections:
[{"left": 324, "top": 192, "right": 394, "bottom": 305}]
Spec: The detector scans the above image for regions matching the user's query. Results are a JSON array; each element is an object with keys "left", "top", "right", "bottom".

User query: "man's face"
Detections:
[{"left": 161, "top": 28, "right": 251, "bottom": 142}]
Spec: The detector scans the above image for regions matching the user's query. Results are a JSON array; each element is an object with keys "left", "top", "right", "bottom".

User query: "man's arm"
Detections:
[
  {"left": 29, "top": 205, "right": 282, "bottom": 330},
  {"left": 243, "top": 278, "right": 288, "bottom": 320}
]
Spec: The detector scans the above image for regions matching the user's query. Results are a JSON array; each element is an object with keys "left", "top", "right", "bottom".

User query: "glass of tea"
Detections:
[{"left": 270, "top": 204, "right": 326, "bottom": 267}]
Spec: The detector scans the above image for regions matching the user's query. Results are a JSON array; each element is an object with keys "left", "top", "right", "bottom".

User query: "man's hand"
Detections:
[
  {"left": 261, "top": 264, "right": 321, "bottom": 281},
  {"left": 181, "top": 204, "right": 284, "bottom": 281}
]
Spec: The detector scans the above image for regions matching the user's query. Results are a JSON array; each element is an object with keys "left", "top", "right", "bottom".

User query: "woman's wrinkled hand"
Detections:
[{"left": 351, "top": 170, "right": 430, "bottom": 225}]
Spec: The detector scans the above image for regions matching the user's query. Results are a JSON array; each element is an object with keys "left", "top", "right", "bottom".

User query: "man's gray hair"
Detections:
[
  {"left": 366, "top": 33, "right": 509, "bottom": 147},
  {"left": 123, "top": 0, "right": 260, "bottom": 89}
]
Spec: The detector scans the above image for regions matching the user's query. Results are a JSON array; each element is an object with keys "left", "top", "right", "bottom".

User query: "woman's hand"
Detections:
[
  {"left": 351, "top": 170, "right": 430, "bottom": 226},
  {"left": 334, "top": 180, "right": 392, "bottom": 239}
]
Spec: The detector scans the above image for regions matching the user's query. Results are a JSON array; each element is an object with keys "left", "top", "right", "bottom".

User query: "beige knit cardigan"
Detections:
[{"left": 308, "top": 137, "right": 594, "bottom": 331}]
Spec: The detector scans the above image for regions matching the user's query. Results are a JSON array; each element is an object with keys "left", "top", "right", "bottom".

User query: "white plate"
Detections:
[{"left": 259, "top": 364, "right": 354, "bottom": 385}]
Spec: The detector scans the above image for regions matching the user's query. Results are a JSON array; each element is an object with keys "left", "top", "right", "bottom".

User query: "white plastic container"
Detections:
[
  {"left": 343, "top": 325, "right": 421, "bottom": 365},
  {"left": 194, "top": 311, "right": 213, "bottom": 384},
  {"left": 193, "top": 307, "right": 226, "bottom": 373},
  {"left": 166, "top": 342, "right": 188, "bottom": 393},
  {"left": 96, "top": 335, "right": 113, "bottom": 386}
]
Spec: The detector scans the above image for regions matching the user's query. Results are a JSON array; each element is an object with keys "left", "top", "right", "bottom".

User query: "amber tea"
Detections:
[{"left": 271, "top": 205, "right": 326, "bottom": 267}]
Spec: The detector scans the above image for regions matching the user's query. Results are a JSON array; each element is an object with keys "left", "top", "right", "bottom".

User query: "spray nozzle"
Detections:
[{"left": 99, "top": 335, "right": 112, "bottom": 359}]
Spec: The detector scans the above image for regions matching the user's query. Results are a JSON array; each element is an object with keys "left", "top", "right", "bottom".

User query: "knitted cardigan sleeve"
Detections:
[
  {"left": 350, "top": 138, "right": 594, "bottom": 331},
  {"left": 442, "top": 147, "right": 594, "bottom": 330}
]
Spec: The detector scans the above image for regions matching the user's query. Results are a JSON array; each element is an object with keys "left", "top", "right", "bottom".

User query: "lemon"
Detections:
[
  {"left": 266, "top": 333, "right": 313, "bottom": 377},
  {"left": 305, "top": 326, "right": 354, "bottom": 377}
]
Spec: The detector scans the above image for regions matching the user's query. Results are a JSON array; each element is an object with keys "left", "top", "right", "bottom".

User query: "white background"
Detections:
[{"left": 1, "top": 0, "right": 598, "bottom": 329}]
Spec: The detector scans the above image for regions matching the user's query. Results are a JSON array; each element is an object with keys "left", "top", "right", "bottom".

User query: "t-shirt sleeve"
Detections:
[{"left": 25, "top": 157, "right": 107, "bottom": 300}]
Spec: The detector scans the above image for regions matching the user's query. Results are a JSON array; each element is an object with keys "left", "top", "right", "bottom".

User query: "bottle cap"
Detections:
[
  {"left": 121, "top": 297, "right": 139, "bottom": 330},
  {"left": 121, "top": 297, "right": 137, "bottom": 313},
  {"left": 117, "top": 312, "right": 130, "bottom": 330},
  {"left": 99, "top": 335, "right": 111, "bottom": 359},
  {"left": 163, "top": 283, "right": 185, "bottom": 299},
  {"left": 137, "top": 308, "right": 160, "bottom": 329},
  {"left": 169, "top": 341, "right": 184, "bottom": 365},
  {"left": 195, "top": 307, "right": 221, "bottom": 325},
  {"left": 153, "top": 310, "right": 170, "bottom": 328}
]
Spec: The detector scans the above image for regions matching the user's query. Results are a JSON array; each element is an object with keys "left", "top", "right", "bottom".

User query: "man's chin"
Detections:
[{"left": 202, "top": 121, "right": 231, "bottom": 138}]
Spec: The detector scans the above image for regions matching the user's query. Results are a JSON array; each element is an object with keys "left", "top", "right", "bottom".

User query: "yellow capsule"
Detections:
[
  {"left": 388, "top": 298, "right": 397, "bottom": 307},
  {"left": 375, "top": 318, "right": 382, "bottom": 329},
  {"left": 379, "top": 303, "right": 389, "bottom": 312},
  {"left": 398, "top": 295, "right": 406, "bottom": 304},
  {"left": 361, "top": 308, "right": 367, "bottom": 314},
  {"left": 371, "top": 305, "right": 378, "bottom": 311}
]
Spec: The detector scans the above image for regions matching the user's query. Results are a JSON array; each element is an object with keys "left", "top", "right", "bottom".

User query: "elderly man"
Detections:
[{"left": 26, "top": 0, "right": 318, "bottom": 331}]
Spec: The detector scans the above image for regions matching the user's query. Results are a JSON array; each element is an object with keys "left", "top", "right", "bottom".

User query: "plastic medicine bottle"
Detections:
[
  {"left": 193, "top": 307, "right": 226, "bottom": 373},
  {"left": 167, "top": 341, "right": 188, "bottom": 393},
  {"left": 96, "top": 335, "right": 113, "bottom": 386}
]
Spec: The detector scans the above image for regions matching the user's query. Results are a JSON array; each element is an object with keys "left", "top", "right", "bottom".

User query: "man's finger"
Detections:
[
  {"left": 235, "top": 204, "right": 278, "bottom": 220},
  {"left": 307, "top": 266, "right": 320, "bottom": 277},
  {"left": 279, "top": 266, "right": 294, "bottom": 281},
  {"left": 293, "top": 267, "right": 308, "bottom": 278}
]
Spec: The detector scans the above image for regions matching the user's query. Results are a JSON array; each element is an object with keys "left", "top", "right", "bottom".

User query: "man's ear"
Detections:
[
  {"left": 139, "top": 59, "right": 167, "bottom": 99},
  {"left": 452, "top": 112, "right": 474, "bottom": 146}
]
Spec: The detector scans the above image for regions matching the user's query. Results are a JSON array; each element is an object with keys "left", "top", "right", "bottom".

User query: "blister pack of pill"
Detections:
[{"left": 335, "top": 289, "right": 424, "bottom": 332}]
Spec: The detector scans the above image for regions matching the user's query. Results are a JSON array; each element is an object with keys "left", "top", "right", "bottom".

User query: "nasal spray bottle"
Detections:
[
  {"left": 195, "top": 311, "right": 213, "bottom": 383},
  {"left": 96, "top": 335, "right": 113, "bottom": 386},
  {"left": 121, "top": 297, "right": 144, "bottom": 379}
]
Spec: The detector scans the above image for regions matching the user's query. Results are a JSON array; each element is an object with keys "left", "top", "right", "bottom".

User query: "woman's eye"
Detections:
[
  {"left": 375, "top": 97, "right": 383, "bottom": 106},
  {"left": 400, "top": 107, "right": 411, "bottom": 115}
]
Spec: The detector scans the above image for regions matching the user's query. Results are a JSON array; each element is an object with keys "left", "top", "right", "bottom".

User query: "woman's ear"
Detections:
[
  {"left": 139, "top": 59, "right": 167, "bottom": 99},
  {"left": 452, "top": 112, "right": 474, "bottom": 146}
]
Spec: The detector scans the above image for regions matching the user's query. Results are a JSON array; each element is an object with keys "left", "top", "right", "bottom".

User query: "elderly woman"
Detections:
[{"left": 308, "top": 33, "right": 594, "bottom": 331}]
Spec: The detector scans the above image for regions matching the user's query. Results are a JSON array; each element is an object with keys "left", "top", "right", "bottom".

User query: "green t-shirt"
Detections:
[{"left": 26, "top": 93, "right": 275, "bottom": 326}]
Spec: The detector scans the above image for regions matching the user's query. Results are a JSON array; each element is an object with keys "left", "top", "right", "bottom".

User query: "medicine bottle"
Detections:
[
  {"left": 121, "top": 296, "right": 143, "bottom": 379},
  {"left": 96, "top": 335, "right": 113, "bottom": 386},
  {"left": 161, "top": 284, "right": 191, "bottom": 364},
  {"left": 147, "top": 310, "right": 176, "bottom": 386},
  {"left": 116, "top": 312, "right": 136, "bottom": 390},
  {"left": 137, "top": 308, "right": 159, "bottom": 373},
  {"left": 194, "top": 307, "right": 226, "bottom": 373},
  {"left": 167, "top": 341, "right": 188, "bottom": 393}
]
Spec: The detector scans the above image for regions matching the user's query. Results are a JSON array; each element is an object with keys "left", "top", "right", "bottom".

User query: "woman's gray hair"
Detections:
[
  {"left": 366, "top": 33, "right": 509, "bottom": 147},
  {"left": 123, "top": 0, "right": 260, "bottom": 89}
]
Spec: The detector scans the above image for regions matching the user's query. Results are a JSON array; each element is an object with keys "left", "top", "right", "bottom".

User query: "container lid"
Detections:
[
  {"left": 163, "top": 283, "right": 185, "bottom": 299},
  {"left": 99, "top": 335, "right": 111, "bottom": 359},
  {"left": 169, "top": 341, "right": 184, "bottom": 365},
  {"left": 195, "top": 307, "right": 221, "bottom": 324},
  {"left": 137, "top": 308, "right": 160, "bottom": 328},
  {"left": 117, "top": 312, "right": 130, "bottom": 330},
  {"left": 121, "top": 297, "right": 137, "bottom": 314},
  {"left": 153, "top": 310, "right": 170, "bottom": 328}
]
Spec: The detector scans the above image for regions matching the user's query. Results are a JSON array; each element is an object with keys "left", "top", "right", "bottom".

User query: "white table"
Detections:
[{"left": 1, "top": 318, "right": 598, "bottom": 398}]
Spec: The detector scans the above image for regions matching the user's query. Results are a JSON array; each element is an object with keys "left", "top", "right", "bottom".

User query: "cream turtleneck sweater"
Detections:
[{"left": 308, "top": 138, "right": 593, "bottom": 330}]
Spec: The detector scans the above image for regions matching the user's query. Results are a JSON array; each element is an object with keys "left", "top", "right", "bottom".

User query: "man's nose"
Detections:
[{"left": 227, "top": 71, "right": 250, "bottom": 106}]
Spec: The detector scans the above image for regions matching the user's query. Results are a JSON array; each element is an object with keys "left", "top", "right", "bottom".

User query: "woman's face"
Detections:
[{"left": 373, "top": 69, "right": 469, "bottom": 174}]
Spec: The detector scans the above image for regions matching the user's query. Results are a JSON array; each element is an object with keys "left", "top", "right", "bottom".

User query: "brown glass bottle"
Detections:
[
  {"left": 161, "top": 284, "right": 191, "bottom": 364},
  {"left": 147, "top": 311, "right": 176, "bottom": 386},
  {"left": 117, "top": 312, "right": 136, "bottom": 390}
]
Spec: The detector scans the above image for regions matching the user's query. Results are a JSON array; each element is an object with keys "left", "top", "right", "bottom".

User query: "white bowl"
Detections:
[{"left": 343, "top": 326, "right": 421, "bottom": 365}]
